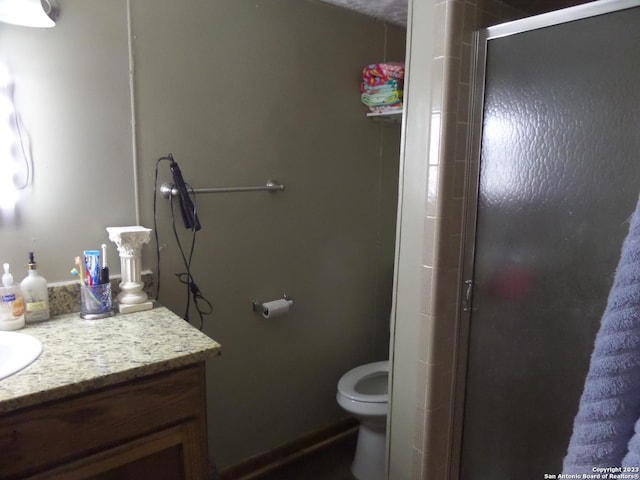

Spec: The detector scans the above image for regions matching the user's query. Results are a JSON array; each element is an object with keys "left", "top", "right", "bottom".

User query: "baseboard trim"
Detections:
[{"left": 219, "top": 418, "right": 358, "bottom": 480}]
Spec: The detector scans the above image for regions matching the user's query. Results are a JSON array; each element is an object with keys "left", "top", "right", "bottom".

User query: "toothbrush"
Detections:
[
  {"left": 75, "top": 256, "right": 87, "bottom": 286},
  {"left": 100, "top": 244, "right": 109, "bottom": 285}
]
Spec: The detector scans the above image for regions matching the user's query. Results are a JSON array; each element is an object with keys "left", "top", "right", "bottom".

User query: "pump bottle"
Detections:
[
  {"left": 0, "top": 263, "right": 25, "bottom": 330},
  {"left": 21, "top": 252, "right": 50, "bottom": 323}
]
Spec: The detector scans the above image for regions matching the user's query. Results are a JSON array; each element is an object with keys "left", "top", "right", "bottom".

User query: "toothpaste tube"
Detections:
[{"left": 83, "top": 250, "right": 100, "bottom": 286}]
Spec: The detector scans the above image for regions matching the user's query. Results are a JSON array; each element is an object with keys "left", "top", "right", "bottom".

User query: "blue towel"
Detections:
[
  {"left": 563, "top": 195, "right": 640, "bottom": 473},
  {"left": 624, "top": 418, "right": 640, "bottom": 466}
]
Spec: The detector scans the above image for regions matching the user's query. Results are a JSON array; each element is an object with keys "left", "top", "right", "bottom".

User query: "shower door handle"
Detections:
[{"left": 463, "top": 279, "right": 473, "bottom": 312}]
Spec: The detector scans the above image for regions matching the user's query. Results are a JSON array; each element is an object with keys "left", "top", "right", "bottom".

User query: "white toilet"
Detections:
[{"left": 336, "top": 360, "right": 389, "bottom": 480}]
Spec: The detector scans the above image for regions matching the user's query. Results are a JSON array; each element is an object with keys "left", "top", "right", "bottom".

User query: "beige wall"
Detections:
[
  {"left": 0, "top": 0, "right": 405, "bottom": 471},
  {"left": 387, "top": 1, "right": 433, "bottom": 479},
  {"left": 131, "top": 1, "right": 405, "bottom": 468}
]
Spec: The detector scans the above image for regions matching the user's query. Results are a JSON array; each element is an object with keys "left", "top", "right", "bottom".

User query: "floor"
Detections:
[{"left": 253, "top": 432, "right": 358, "bottom": 480}]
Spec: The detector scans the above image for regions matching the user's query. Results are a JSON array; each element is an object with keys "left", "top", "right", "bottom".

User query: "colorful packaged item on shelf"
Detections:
[{"left": 360, "top": 61, "right": 405, "bottom": 113}]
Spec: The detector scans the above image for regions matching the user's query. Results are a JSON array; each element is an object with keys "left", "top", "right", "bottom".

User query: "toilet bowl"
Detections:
[{"left": 336, "top": 360, "right": 389, "bottom": 480}]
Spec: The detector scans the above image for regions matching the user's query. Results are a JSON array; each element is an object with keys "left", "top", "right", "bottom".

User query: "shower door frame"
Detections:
[{"left": 451, "top": 0, "right": 640, "bottom": 477}]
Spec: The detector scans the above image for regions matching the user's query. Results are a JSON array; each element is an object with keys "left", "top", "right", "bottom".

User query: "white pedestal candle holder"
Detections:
[{"left": 106, "top": 226, "right": 153, "bottom": 314}]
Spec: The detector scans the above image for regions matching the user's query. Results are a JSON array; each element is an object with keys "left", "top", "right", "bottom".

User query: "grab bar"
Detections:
[{"left": 160, "top": 180, "right": 285, "bottom": 198}]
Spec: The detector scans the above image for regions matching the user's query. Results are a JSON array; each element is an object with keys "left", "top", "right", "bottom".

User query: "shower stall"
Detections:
[{"left": 457, "top": 0, "right": 640, "bottom": 477}]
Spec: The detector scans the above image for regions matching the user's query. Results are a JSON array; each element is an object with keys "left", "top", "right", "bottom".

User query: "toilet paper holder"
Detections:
[{"left": 252, "top": 294, "right": 293, "bottom": 316}]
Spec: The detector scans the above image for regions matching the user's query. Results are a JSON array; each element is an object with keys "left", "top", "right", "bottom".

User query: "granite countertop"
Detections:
[{"left": 0, "top": 307, "right": 221, "bottom": 414}]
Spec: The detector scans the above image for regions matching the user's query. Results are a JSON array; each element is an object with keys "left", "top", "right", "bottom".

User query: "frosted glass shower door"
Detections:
[{"left": 459, "top": 4, "right": 640, "bottom": 478}]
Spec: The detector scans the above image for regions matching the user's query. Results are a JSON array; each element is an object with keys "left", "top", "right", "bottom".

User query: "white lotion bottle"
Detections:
[
  {"left": 0, "top": 263, "right": 25, "bottom": 331},
  {"left": 21, "top": 252, "right": 50, "bottom": 323}
]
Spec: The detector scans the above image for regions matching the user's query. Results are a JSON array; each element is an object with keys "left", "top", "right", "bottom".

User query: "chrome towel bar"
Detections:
[{"left": 160, "top": 180, "right": 284, "bottom": 198}]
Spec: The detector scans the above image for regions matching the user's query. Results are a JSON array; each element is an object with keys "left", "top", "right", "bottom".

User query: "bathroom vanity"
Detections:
[{"left": 0, "top": 307, "right": 221, "bottom": 479}]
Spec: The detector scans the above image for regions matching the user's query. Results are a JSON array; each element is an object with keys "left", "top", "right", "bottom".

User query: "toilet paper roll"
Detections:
[{"left": 261, "top": 298, "right": 293, "bottom": 319}]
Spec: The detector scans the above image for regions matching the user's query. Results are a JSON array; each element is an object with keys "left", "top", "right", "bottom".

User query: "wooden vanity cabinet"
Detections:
[{"left": 0, "top": 363, "right": 209, "bottom": 480}]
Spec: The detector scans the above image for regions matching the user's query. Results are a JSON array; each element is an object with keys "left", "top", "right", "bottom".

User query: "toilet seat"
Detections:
[{"left": 337, "top": 360, "right": 389, "bottom": 403}]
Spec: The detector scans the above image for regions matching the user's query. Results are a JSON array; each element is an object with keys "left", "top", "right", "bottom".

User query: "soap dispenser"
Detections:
[
  {"left": 0, "top": 263, "right": 25, "bottom": 331},
  {"left": 21, "top": 252, "right": 50, "bottom": 323}
]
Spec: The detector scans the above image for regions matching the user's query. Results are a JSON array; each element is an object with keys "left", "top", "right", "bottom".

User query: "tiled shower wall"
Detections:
[{"left": 413, "top": 0, "right": 527, "bottom": 478}]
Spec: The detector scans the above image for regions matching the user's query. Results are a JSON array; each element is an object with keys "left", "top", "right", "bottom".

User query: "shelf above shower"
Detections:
[{"left": 366, "top": 110, "right": 403, "bottom": 123}]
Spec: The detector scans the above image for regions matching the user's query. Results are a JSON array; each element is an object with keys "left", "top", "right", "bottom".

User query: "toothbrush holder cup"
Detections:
[{"left": 80, "top": 283, "right": 114, "bottom": 320}]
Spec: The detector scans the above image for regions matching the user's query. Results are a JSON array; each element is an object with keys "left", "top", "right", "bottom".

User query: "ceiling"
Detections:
[
  {"left": 319, "top": 0, "right": 594, "bottom": 27},
  {"left": 318, "top": 0, "right": 408, "bottom": 26}
]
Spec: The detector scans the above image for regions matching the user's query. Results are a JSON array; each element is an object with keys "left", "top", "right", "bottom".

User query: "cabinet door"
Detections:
[
  {"left": 1, "top": 364, "right": 209, "bottom": 479},
  {"left": 28, "top": 422, "right": 207, "bottom": 480}
]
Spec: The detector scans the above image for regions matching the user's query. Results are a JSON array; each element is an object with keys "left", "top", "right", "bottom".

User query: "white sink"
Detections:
[{"left": 0, "top": 331, "right": 43, "bottom": 381}]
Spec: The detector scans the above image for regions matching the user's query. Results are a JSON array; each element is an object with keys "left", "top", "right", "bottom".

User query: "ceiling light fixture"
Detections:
[{"left": 0, "top": 0, "right": 58, "bottom": 28}]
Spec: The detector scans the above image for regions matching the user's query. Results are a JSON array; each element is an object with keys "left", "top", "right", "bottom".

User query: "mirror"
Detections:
[{"left": 0, "top": 0, "right": 136, "bottom": 283}]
